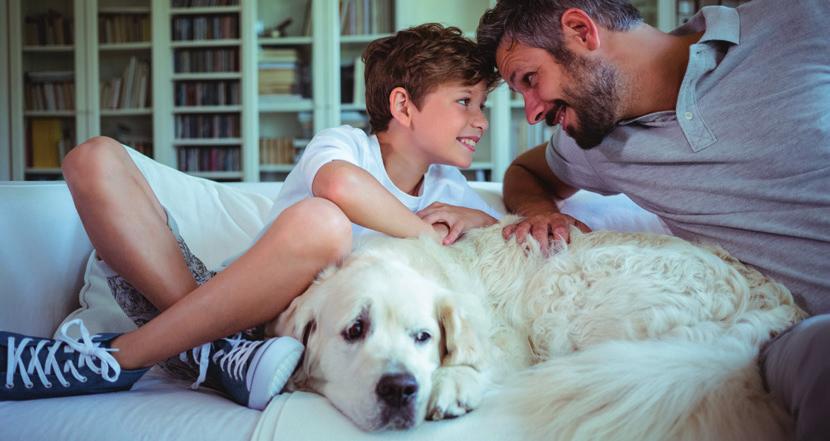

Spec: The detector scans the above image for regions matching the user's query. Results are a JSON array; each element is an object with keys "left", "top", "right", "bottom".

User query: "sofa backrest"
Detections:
[{"left": 0, "top": 180, "right": 506, "bottom": 337}]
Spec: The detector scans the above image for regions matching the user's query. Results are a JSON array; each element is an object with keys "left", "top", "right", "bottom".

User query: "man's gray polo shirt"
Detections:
[{"left": 546, "top": 0, "right": 830, "bottom": 314}]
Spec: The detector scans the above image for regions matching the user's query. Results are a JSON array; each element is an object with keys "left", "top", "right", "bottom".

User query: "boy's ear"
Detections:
[
  {"left": 560, "top": 8, "right": 601, "bottom": 52},
  {"left": 388, "top": 86, "right": 414, "bottom": 128}
]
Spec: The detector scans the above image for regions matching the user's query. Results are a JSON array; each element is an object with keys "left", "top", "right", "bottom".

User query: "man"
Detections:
[{"left": 476, "top": 0, "right": 829, "bottom": 440}]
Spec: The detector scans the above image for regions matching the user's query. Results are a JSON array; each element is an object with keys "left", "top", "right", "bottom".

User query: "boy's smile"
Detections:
[{"left": 409, "top": 81, "right": 489, "bottom": 169}]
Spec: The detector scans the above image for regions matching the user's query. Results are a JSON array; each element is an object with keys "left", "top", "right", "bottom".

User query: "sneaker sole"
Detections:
[{"left": 247, "top": 337, "right": 304, "bottom": 410}]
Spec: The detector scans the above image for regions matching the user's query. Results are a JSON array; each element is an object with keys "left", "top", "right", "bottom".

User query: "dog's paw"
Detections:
[{"left": 427, "top": 366, "right": 484, "bottom": 420}]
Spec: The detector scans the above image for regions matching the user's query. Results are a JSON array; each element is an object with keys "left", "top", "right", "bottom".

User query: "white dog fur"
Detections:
[{"left": 267, "top": 217, "right": 804, "bottom": 440}]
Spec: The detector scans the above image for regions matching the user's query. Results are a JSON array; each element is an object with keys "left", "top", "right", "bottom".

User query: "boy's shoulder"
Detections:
[{"left": 312, "top": 125, "right": 369, "bottom": 143}]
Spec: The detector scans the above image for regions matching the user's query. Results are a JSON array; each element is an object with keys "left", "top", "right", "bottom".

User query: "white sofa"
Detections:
[{"left": 0, "top": 171, "right": 666, "bottom": 441}]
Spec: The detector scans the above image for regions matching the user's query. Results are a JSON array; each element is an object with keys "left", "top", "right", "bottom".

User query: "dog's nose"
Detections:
[{"left": 376, "top": 373, "right": 418, "bottom": 408}]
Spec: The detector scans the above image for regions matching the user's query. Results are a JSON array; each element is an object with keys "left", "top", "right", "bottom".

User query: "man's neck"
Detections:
[
  {"left": 375, "top": 129, "right": 429, "bottom": 196},
  {"left": 608, "top": 25, "right": 704, "bottom": 119}
]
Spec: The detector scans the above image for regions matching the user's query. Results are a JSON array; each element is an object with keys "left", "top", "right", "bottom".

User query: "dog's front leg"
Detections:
[{"left": 427, "top": 365, "right": 485, "bottom": 420}]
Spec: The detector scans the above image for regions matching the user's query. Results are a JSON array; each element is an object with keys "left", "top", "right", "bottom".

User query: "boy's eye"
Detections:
[{"left": 457, "top": 98, "right": 471, "bottom": 106}]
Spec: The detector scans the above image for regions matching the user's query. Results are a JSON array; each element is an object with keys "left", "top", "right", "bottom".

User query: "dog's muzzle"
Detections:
[{"left": 376, "top": 373, "right": 419, "bottom": 429}]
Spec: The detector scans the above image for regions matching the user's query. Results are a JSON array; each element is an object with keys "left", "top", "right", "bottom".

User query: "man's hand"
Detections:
[
  {"left": 418, "top": 202, "right": 498, "bottom": 245},
  {"left": 502, "top": 212, "right": 591, "bottom": 255}
]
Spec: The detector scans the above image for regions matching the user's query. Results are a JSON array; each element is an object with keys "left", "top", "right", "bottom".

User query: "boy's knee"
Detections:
[
  {"left": 283, "top": 198, "right": 352, "bottom": 257},
  {"left": 63, "top": 136, "right": 125, "bottom": 185}
]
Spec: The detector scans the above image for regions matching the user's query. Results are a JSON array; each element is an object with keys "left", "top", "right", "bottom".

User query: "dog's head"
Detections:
[{"left": 267, "top": 243, "right": 484, "bottom": 431}]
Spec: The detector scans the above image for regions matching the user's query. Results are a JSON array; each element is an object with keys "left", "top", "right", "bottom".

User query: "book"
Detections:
[{"left": 30, "top": 119, "right": 63, "bottom": 168}]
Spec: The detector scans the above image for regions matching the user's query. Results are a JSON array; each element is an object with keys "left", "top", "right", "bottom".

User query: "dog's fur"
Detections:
[{"left": 267, "top": 218, "right": 804, "bottom": 440}]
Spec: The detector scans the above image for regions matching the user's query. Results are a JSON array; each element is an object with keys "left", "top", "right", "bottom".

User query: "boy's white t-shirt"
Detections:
[{"left": 263, "top": 125, "right": 502, "bottom": 242}]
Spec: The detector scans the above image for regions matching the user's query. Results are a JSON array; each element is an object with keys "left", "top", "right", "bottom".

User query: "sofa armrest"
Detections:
[{"left": 0, "top": 182, "right": 93, "bottom": 337}]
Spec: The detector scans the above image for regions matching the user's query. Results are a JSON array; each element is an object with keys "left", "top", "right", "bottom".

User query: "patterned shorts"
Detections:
[{"left": 107, "top": 208, "right": 259, "bottom": 381}]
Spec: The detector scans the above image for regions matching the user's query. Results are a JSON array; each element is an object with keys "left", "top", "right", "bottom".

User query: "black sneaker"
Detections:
[
  {"left": 184, "top": 334, "right": 303, "bottom": 410},
  {"left": 1, "top": 319, "right": 148, "bottom": 400}
]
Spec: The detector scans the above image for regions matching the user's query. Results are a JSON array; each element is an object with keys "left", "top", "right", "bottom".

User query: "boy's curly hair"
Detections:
[{"left": 362, "top": 23, "right": 500, "bottom": 132}]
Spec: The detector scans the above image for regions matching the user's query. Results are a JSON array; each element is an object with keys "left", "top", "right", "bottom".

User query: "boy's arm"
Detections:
[
  {"left": 503, "top": 144, "right": 590, "bottom": 251},
  {"left": 312, "top": 160, "right": 439, "bottom": 239}
]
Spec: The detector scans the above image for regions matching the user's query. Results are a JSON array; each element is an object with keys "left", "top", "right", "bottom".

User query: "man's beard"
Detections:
[{"left": 545, "top": 56, "right": 622, "bottom": 150}]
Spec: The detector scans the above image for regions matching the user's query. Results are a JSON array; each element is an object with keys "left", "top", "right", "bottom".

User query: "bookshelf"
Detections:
[
  {"left": 1, "top": 1, "right": 10, "bottom": 180},
  {"left": 90, "top": 0, "right": 154, "bottom": 159},
  {"left": 5, "top": 0, "right": 688, "bottom": 183},
  {"left": 9, "top": 0, "right": 85, "bottom": 180}
]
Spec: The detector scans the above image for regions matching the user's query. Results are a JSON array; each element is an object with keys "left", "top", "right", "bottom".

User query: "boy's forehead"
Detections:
[{"left": 432, "top": 80, "right": 488, "bottom": 94}]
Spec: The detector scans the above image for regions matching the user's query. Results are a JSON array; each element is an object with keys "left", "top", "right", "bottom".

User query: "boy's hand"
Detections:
[{"left": 417, "top": 202, "right": 498, "bottom": 245}]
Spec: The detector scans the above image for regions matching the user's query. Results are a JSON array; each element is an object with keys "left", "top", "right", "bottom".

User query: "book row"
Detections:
[
  {"left": 28, "top": 118, "right": 75, "bottom": 168},
  {"left": 173, "top": 15, "right": 239, "bottom": 40},
  {"left": 177, "top": 146, "right": 241, "bottom": 172},
  {"left": 24, "top": 11, "right": 74, "bottom": 46},
  {"left": 175, "top": 80, "right": 240, "bottom": 106},
  {"left": 259, "top": 137, "right": 299, "bottom": 165},
  {"left": 101, "top": 57, "right": 151, "bottom": 109},
  {"left": 339, "top": 0, "right": 394, "bottom": 36},
  {"left": 174, "top": 48, "right": 239, "bottom": 73},
  {"left": 25, "top": 72, "right": 75, "bottom": 111},
  {"left": 175, "top": 114, "right": 240, "bottom": 138},
  {"left": 99, "top": 14, "right": 151, "bottom": 44}
]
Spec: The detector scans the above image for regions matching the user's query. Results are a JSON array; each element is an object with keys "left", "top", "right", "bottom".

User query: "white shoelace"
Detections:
[
  {"left": 184, "top": 334, "right": 261, "bottom": 390},
  {"left": 4, "top": 319, "right": 121, "bottom": 390}
]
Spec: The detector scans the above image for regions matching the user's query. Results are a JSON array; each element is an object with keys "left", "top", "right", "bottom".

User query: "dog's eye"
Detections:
[
  {"left": 343, "top": 320, "right": 365, "bottom": 342},
  {"left": 414, "top": 331, "right": 432, "bottom": 344}
]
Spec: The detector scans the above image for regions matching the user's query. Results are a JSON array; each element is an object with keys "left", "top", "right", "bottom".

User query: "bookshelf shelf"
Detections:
[
  {"left": 170, "top": 6, "right": 241, "bottom": 15},
  {"left": 173, "top": 138, "right": 242, "bottom": 146},
  {"left": 173, "top": 105, "right": 242, "bottom": 113},
  {"left": 258, "top": 37, "right": 313, "bottom": 45},
  {"left": 259, "top": 99, "right": 314, "bottom": 113},
  {"left": 100, "top": 42, "right": 152, "bottom": 51},
  {"left": 99, "top": 7, "right": 152, "bottom": 14},
  {"left": 24, "top": 110, "right": 77, "bottom": 117},
  {"left": 340, "top": 103, "right": 366, "bottom": 111},
  {"left": 259, "top": 164, "right": 295, "bottom": 172},
  {"left": 171, "top": 39, "right": 241, "bottom": 48},
  {"left": 188, "top": 171, "right": 243, "bottom": 179},
  {"left": 23, "top": 45, "right": 74, "bottom": 52},
  {"left": 25, "top": 167, "right": 64, "bottom": 175},
  {"left": 340, "top": 34, "right": 393, "bottom": 44},
  {"left": 100, "top": 108, "right": 153, "bottom": 116},
  {"left": 172, "top": 72, "right": 241, "bottom": 80}
]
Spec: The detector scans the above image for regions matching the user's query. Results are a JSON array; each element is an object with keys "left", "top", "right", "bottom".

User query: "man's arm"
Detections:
[
  {"left": 312, "top": 160, "right": 440, "bottom": 240},
  {"left": 502, "top": 144, "right": 589, "bottom": 250}
]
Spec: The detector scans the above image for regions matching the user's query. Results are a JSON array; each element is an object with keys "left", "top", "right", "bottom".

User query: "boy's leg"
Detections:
[
  {"left": 109, "top": 195, "right": 352, "bottom": 369},
  {"left": 62, "top": 136, "right": 198, "bottom": 310},
  {"left": 760, "top": 314, "right": 830, "bottom": 441}
]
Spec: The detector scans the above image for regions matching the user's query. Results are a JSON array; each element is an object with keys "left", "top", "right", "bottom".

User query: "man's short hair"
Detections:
[
  {"left": 362, "top": 23, "right": 500, "bottom": 133},
  {"left": 477, "top": 0, "right": 642, "bottom": 73}
]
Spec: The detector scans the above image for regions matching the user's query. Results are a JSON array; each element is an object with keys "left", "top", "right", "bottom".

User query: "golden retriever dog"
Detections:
[{"left": 266, "top": 219, "right": 804, "bottom": 440}]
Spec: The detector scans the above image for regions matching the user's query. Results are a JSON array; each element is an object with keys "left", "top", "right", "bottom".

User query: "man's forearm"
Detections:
[{"left": 503, "top": 163, "right": 562, "bottom": 217}]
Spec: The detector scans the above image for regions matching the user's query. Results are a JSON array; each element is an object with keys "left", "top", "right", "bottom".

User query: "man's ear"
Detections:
[
  {"left": 561, "top": 8, "right": 601, "bottom": 52},
  {"left": 436, "top": 294, "right": 485, "bottom": 369},
  {"left": 388, "top": 86, "right": 414, "bottom": 128}
]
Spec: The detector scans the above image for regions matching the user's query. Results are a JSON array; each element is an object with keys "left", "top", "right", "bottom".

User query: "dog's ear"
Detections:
[
  {"left": 265, "top": 264, "right": 338, "bottom": 388},
  {"left": 436, "top": 294, "right": 486, "bottom": 369}
]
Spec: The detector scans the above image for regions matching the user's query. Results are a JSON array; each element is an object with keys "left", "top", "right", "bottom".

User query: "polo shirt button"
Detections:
[{"left": 684, "top": 111, "right": 694, "bottom": 120}]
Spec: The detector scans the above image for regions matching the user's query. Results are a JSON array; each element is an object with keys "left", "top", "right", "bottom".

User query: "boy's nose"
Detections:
[{"left": 472, "top": 109, "right": 489, "bottom": 131}]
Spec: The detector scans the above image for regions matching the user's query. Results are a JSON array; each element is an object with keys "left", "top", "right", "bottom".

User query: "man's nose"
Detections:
[{"left": 523, "top": 94, "right": 545, "bottom": 125}]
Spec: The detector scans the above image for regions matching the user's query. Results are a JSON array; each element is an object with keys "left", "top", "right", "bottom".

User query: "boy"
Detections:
[{"left": 1, "top": 24, "right": 500, "bottom": 409}]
